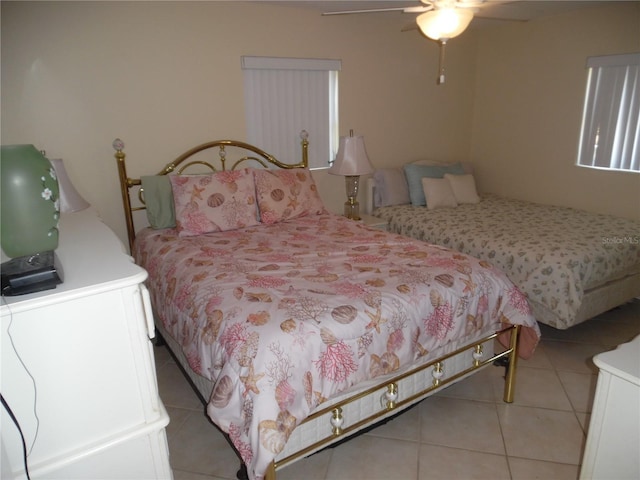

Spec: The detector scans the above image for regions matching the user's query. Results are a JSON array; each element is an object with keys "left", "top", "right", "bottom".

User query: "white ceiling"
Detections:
[{"left": 262, "top": 1, "right": 629, "bottom": 23}]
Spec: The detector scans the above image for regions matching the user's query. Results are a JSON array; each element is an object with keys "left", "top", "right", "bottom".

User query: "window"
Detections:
[
  {"left": 577, "top": 53, "right": 640, "bottom": 172},
  {"left": 242, "top": 56, "right": 341, "bottom": 170}
]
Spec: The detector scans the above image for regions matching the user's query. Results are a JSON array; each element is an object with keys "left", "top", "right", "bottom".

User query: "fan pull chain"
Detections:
[{"left": 438, "top": 40, "right": 447, "bottom": 85}]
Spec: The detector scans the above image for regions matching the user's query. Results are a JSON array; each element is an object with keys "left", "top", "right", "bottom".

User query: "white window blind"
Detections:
[
  {"left": 577, "top": 53, "right": 640, "bottom": 172},
  {"left": 242, "top": 56, "right": 341, "bottom": 170}
]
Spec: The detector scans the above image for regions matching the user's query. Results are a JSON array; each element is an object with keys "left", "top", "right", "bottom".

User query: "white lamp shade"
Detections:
[
  {"left": 328, "top": 135, "right": 374, "bottom": 176},
  {"left": 417, "top": 8, "right": 474, "bottom": 41},
  {"left": 50, "top": 158, "right": 90, "bottom": 213}
]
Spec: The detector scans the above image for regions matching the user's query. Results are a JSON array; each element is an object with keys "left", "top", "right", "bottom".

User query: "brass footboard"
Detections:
[{"left": 260, "top": 324, "right": 522, "bottom": 480}]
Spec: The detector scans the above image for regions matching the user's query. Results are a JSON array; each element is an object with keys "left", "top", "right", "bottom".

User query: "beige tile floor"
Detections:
[{"left": 155, "top": 299, "right": 640, "bottom": 480}]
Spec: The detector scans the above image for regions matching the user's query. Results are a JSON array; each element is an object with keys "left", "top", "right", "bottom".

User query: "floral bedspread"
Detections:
[
  {"left": 374, "top": 194, "right": 640, "bottom": 329},
  {"left": 135, "top": 213, "right": 539, "bottom": 479}
]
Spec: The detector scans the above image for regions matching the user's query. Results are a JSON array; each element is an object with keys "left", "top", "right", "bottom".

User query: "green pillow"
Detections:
[{"left": 141, "top": 175, "right": 176, "bottom": 229}]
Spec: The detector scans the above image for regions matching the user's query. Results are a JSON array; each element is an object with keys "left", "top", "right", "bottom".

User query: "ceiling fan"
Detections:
[{"left": 323, "top": 1, "right": 513, "bottom": 84}]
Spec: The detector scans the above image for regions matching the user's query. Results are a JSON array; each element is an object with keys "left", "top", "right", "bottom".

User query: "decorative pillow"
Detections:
[
  {"left": 403, "top": 162, "right": 465, "bottom": 206},
  {"left": 373, "top": 168, "right": 410, "bottom": 207},
  {"left": 254, "top": 168, "right": 326, "bottom": 224},
  {"left": 445, "top": 173, "right": 480, "bottom": 204},
  {"left": 141, "top": 175, "right": 176, "bottom": 229},
  {"left": 421, "top": 177, "right": 458, "bottom": 210},
  {"left": 170, "top": 168, "right": 259, "bottom": 236}
]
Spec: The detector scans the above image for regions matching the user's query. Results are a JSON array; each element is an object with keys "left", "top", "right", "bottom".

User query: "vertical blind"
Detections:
[
  {"left": 577, "top": 53, "right": 640, "bottom": 172},
  {"left": 242, "top": 56, "right": 341, "bottom": 169}
]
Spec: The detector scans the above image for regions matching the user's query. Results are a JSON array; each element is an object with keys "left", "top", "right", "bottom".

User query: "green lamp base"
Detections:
[{"left": 1, "top": 144, "right": 60, "bottom": 258}]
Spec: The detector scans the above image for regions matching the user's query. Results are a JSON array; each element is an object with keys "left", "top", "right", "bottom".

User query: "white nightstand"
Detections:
[{"left": 358, "top": 214, "right": 389, "bottom": 231}]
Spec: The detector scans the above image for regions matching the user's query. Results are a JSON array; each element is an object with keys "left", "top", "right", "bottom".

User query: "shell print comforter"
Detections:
[{"left": 135, "top": 213, "right": 540, "bottom": 479}]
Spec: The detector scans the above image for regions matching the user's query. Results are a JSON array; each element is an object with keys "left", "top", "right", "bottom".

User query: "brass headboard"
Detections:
[{"left": 113, "top": 131, "right": 309, "bottom": 253}]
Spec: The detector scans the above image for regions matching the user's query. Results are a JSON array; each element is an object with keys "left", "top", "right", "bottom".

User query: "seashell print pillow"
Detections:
[
  {"left": 253, "top": 168, "right": 326, "bottom": 224},
  {"left": 170, "top": 168, "right": 259, "bottom": 236}
]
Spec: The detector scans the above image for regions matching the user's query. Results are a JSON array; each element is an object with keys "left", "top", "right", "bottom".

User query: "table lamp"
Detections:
[{"left": 328, "top": 130, "right": 374, "bottom": 220}]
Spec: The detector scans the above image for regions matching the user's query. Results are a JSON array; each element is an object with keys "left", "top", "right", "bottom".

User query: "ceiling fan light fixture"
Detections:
[{"left": 417, "top": 7, "right": 474, "bottom": 41}]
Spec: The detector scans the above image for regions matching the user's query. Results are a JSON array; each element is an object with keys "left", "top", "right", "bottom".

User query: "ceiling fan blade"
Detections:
[
  {"left": 322, "top": 7, "right": 409, "bottom": 16},
  {"left": 454, "top": 0, "right": 487, "bottom": 8},
  {"left": 323, "top": 1, "right": 435, "bottom": 16},
  {"left": 403, "top": 6, "right": 433, "bottom": 14},
  {"left": 469, "top": 1, "right": 532, "bottom": 21}
]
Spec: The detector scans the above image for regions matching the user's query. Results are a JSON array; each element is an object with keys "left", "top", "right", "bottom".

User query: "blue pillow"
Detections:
[{"left": 403, "top": 163, "right": 465, "bottom": 206}]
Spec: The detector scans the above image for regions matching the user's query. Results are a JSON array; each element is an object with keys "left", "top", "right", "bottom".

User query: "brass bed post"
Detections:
[
  {"left": 300, "top": 129, "right": 309, "bottom": 168},
  {"left": 503, "top": 324, "right": 521, "bottom": 403},
  {"left": 113, "top": 139, "right": 136, "bottom": 253},
  {"left": 264, "top": 461, "right": 277, "bottom": 480}
]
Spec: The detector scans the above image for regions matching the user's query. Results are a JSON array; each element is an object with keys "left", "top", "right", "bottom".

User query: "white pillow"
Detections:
[
  {"left": 421, "top": 177, "right": 458, "bottom": 210},
  {"left": 445, "top": 174, "right": 480, "bottom": 204}
]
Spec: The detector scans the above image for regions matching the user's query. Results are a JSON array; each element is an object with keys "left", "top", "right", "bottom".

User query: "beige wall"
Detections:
[
  {"left": 471, "top": 2, "right": 640, "bottom": 220},
  {"left": 1, "top": 1, "right": 476, "bottom": 245},
  {"left": 1, "top": 1, "right": 638, "bottom": 249}
]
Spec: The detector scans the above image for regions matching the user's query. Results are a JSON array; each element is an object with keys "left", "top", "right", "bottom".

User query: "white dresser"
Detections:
[
  {"left": 1, "top": 210, "right": 172, "bottom": 479},
  {"left": 580, "top": 334, "right": 640, "bottom": 480}
]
